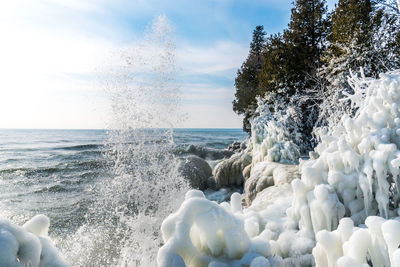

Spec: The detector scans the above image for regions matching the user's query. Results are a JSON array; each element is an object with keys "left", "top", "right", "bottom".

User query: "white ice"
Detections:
[{"left": 0, "top": 214, "right": 69, "bottom": 267}]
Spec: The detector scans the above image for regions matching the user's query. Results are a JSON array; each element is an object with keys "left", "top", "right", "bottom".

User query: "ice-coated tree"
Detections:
[{"left": 315, "top": 0, "right": 400, "bottom": 134}]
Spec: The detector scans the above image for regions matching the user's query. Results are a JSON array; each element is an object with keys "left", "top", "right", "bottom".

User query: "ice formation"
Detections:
[
  {"left": 0, "top": 214, "right": 68, "bottom": 267},
  {"left": 291, "top": 71, "right": 400, "bottom": 236},
  {"left": 313, "top": 217, "right": 400, "bottom": 267},
  {"left": 158, "top": 71, "right": 400, "bottom": 266},
  {"left": 250, "top": 97, "right": 302, "bottom": 165}
]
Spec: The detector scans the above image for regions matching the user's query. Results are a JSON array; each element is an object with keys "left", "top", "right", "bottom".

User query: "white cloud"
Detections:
[
  {"left": 180, "top": 103, "right": 242, "bottom": 128},
  {"left": 177, "top": 41, "right": 248, "bottom": 77}
]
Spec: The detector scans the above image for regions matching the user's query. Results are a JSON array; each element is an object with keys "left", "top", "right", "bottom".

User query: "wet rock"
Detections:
[{"left": 206, "top": 176, "right": 219, "bottom": 190}]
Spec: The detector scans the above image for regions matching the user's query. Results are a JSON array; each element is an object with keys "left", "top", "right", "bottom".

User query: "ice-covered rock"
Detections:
[
  {"left": 177, "top": 155, "right": 212, "bottom": 190},
  {"left": 213, "top": 152, "right": 252, "bottom": 187},
  {"left": 158, "top": 187, "right": 315, "bottom": 266},
  {"left": 244, "top": 162, "right": 300, "bottom": 205},
  {"left": 159, "top": 71, "right": 400, "bottom": 266},
  {"left": 0, "top": 215, "right": 69, "bottom": 267}
]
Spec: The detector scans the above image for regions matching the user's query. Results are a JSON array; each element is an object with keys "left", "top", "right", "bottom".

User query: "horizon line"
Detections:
[{"left": 0, "top": 127, "right": 244, "bottom": 131}]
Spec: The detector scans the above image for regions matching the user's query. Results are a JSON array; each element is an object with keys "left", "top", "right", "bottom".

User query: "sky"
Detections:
[{"left": 0, "top": 0, "right": 337, "bottom": 129}]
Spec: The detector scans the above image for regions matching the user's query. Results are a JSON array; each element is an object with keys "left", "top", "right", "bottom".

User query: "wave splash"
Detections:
[{"left": 60, "top": 15, "right": 189, "bottom": 266}]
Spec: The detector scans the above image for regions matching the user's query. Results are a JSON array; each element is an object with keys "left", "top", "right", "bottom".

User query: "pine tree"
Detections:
[
  {"left": 258, "top": 0, "right": 328, "bottom": 99},
  {"left": 283, "top": 0, "right": 328, "bottom": 92},
  {"left": 233, "top": 26, "right": 266, "bottom": 132},
  {"left": 268, "top": 0, "right": 328, "bottom": 144}
]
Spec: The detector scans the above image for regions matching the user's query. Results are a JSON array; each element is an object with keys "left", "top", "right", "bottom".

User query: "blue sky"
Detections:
[{"left": 0, "top": 0, "right": 337, "bottom": 129}]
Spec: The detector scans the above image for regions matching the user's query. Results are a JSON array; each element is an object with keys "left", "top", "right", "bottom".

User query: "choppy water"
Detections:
[{"left": 0, "top": 128, "right": 246, "bottom": 264}]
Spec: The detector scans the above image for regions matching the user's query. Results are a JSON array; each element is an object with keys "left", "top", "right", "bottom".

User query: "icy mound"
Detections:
[
  {"left": 158, "top": 188, "right": 314, "bottom": 266},
  {"left": 0, "top": 215, "right": 68, "bottom": 267},
  {"left": 158, "top": 190, "right": 273, "bottom": 267},
  {"left": 250, "top": 97, "right": 302, "bottom": 165},
  {"left": 314, "top": 217, "right": 400, "bottom": 267},
  {"left": 290, "top": 71, "right": 400, "bottom": 236}
]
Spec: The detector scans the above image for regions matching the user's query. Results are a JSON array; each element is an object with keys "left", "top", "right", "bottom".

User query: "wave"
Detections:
[
  {"left": 34, "top": 184, "right": 68, "bottom": 194},
  {"left": 55, "top": 144, "right": 103, "bottom": 151},
  {"left": 0, "top": 160, "right": 106, "bottom": 177}
]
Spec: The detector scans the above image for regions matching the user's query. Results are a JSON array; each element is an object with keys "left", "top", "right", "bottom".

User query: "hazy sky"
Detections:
[{"left": 0, "top": 0, "right": 337, "bottom": 129}]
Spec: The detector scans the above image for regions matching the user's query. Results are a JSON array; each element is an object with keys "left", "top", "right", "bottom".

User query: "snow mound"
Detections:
[
  {"left": 313, "top": 216, "right": 400, "bottom": 267},
  {"left": 0, "top": 214, "right": 68, "bottom": 267}
]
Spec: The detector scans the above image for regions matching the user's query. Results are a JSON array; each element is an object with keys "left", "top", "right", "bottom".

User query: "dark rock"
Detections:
[{"left": 227, "top": 141, "right": 247, "bottom": 153}]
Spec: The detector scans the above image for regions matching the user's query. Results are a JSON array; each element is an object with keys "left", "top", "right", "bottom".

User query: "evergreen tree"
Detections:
[
  {"left": 283, "top": 0, "right": 328, "bottom": 91},
  {"left": 258, "top": 0, "right": 328, "bottom": 97},
  {"left": 233, "top": 26, "right": 266, "bottom": 132},
  {"left": 257, "top": 34, "right": 287, "bottom": 102}
]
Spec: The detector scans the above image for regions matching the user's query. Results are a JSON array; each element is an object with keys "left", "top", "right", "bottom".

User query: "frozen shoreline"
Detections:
[{"left": 157, "top": 71, "right": 400, "bottom": 267}]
